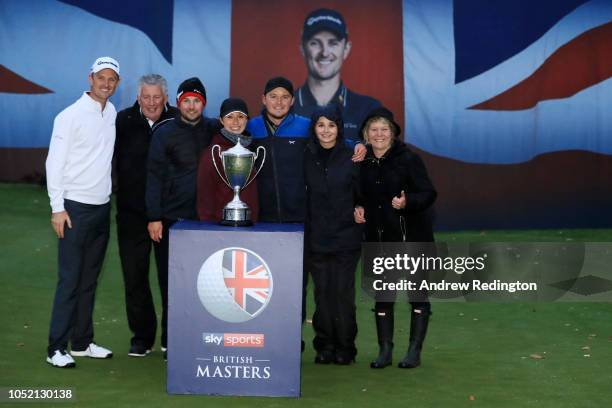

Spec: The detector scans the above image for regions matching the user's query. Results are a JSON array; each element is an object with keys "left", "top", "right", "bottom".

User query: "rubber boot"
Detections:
[
  {"left": 370, "top": 310, "right": 394, "bottom": 369},
  {"left": 398, "top": 308, "right": 430, "bottom": 368}
]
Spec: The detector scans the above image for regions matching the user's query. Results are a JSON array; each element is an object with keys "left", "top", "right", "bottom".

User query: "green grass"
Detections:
[{"left": 1, "top": 183, "right": 611, "bottom": 407}]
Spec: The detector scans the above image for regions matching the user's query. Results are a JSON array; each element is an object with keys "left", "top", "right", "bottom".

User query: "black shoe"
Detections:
[
  {"left": 128, "top": 344, "right": 152, "bottom": 357},
  {"left": 334, "top": 354, "right": 355, "bottom": 365},
  {"left": 314, "top": 350, "right": 335, "bottom": 364}
]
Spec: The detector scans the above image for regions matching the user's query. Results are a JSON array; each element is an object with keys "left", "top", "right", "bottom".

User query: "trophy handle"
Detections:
[
  {"left": 211, "top": 144, "right": 232, "bottom": 189},
  {"left": 244, "top": 145, "right": 266, "bottom": 189}
]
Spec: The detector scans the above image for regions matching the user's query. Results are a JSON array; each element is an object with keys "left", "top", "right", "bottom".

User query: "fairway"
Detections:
[{"left": 1, "top": 183, "right": 611, "bottom": 407}]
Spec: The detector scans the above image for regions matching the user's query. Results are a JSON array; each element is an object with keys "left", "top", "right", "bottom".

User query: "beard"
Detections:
[{"left": 180, "top": 112, "right": 201, "bottom": 125}]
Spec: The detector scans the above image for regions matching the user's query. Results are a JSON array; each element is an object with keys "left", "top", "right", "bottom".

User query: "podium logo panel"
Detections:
[
  {"left": 197, "top": 247, "right": 273, "bottom": 323},
  {"left": 202, "top": 332, "right": 265, "bottom": 347}
]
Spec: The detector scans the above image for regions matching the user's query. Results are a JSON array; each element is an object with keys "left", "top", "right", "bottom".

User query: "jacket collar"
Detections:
[
  {"left": 80, "top": 92, "right": 111, "bottom": 114},
  {"left": 132, "top": 101, "right": 175, "bottom": 125},
  {"left": 260, "top": 109, "right": 296, "bottom": 133},
  {"left": 306, "top": 137, "right": 343, "bottom": 159},
  {"left": 296, "top": 82, "right": 347, "bottom": 109},
  {"left": 366, "top": 140, "right": 407, "bottom": 161},
  {"left": 173, "top": 111, "right": 205, "bottom": 130}
]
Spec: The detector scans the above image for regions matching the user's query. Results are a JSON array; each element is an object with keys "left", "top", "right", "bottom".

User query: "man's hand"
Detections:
[
  {"left": 148, "top": 221, "right": 163, "bottom": 243},
  {"left": 51, "top": 211, "right": 72, "bottom": 239},
  {"left": 352, "top": 143, "right": 367, "bottom": 162},
  {"left": 392, "top": 190, "right": 406, "bottom": 210},
  {"left": 354, "top": 206, "right": 366, "bottom": 224}
]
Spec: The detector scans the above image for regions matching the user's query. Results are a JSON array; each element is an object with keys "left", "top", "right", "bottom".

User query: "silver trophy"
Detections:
[{"left": 211, "top": 140, "right": 266, "bottom": 226}]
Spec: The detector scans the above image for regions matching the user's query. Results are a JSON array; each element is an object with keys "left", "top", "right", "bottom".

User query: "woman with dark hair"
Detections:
[
  {"left": 197, "top": 98, "right": 259, "bottom": 222},
  {"left": 354, "top": 107, "right": 437, "bottom": 369},
  {"left": 304, "top": 106, "right": 362, "bottom": 365}
]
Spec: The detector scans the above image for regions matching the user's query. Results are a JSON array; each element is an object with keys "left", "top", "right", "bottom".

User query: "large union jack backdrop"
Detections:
[{"left": 404, "top": 0, "right": 612, "bottom": 164}]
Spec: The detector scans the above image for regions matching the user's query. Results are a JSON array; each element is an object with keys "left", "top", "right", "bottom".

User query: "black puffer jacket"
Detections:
[
  {"left": 114, "top": 102, "right": 178, "bottom": 217},
  {"left": 359, "top": 142, "right": 437, "bottom": 242},
  {"left": 304, "top": 137, "right": 363, "bottom": 253},
  {"left": 145, "top": 115, "right": 216, "bottom": 221}
]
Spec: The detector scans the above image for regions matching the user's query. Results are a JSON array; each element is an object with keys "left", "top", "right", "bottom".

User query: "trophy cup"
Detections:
[{"left": 211, "top": 140, "right": 266, "bottom": 226}]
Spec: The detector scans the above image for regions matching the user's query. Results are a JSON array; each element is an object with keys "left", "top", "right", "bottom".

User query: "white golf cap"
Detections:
[{"left": 90, "top": 56, "right": 120, "bottom": 76}]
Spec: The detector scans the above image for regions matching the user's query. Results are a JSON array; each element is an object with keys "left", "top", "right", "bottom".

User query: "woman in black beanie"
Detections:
[
  {"left": 304, "top": 105, "right": 363, "bottom": 365},
  {"left": 197, "top": 98, "right": 259, "bottom": 222},
  {"left": 354, "top": 107, "right": 437, "bottom": 369}
]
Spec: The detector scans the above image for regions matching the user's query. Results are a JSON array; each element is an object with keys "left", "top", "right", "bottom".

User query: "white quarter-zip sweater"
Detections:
[{"left": 46, "top": 92, "right": 117, "bottom": 213}]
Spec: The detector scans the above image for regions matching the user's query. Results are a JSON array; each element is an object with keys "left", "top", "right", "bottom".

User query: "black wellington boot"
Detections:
[
  {"left": 398, "top": 308, "right": 431, "bottom": 369},
  {"left": 370, "top": 310, "right": 394, "bottom": 369}
]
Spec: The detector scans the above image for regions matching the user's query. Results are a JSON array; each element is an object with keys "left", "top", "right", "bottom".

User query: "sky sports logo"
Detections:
[{"left": 203, "top": 332, "right": 265, "bottom": 348}]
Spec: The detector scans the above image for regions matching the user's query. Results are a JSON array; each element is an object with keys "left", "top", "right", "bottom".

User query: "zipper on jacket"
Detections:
[
  {"left": 269, "top": 130, "right": 283, "bottom": 223},
  {"left": 376, "top": 158, "right": 383, "bottom": 242}
]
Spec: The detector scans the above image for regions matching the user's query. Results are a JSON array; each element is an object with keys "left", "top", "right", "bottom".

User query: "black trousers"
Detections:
[
  {"left": 302, "top": 246, "right": 309, "bottom": 323},
  {"left": 374, "top": 264, "right": 430, "bottom": 313},
  {"left": 48, "top": 200, "right": 110, "bottom": 355},
  {"left": 117, "top": 213, "right": 161, "bottom": 349},
  {"left": 151, "top": 219, "right": 175, "bottom": 349},
  {"left": 309, "top": 249, "right": 360, "bottom": 358}
]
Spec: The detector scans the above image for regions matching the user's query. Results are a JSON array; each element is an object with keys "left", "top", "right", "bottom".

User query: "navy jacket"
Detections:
[
  {"left": 247, "top": 112, "right": 310, "bottom": 222},
  {"left": 145, "top": 115, "right": 217, "bottom": 221},
  {"left": 114, "top": 101, "right": 178, "bottom": 219}
]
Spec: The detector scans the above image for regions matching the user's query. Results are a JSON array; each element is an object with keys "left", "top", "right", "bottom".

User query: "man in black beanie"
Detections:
[
  {"left": 247, "top": 76, "right": 366, "bottom": 352},
  {"left": 145, "top": 77, "right": 219, "bottom": 360},
  {"left": 248, "top": 75, "right": 366, "bottom": 221},
  {"left": 247, "top": 76, "right": 309, "bottom": 223}
]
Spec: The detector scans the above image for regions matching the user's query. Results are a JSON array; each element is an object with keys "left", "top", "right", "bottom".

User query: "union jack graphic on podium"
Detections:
[{"left": 222, "top": 248, "right": 272, "bottom": 317}]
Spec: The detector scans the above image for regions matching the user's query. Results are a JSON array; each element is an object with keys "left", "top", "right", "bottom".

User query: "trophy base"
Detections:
[
  {"left": 220, "top": 207, "right": 252, "bottom": 227},
  {"left": 220, "top": 219, "right": 253, "bottom": 227}
]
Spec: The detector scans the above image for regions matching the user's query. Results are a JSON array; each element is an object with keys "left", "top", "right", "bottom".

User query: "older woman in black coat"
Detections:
[
  {"left": 354, "top": 107, "right": 437, "bottom": 369},
  {"left": 304, "top": 106, "right": 362, "bottom": 365}
]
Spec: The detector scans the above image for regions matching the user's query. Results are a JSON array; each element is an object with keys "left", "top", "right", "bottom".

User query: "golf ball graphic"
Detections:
[{"left": 197, "top": 247, "right": 273, "bottom": 323}]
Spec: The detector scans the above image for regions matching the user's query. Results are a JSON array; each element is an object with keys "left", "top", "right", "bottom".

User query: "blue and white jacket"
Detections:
[{"left": 247, "top": 111, "right": 310, "bottom": 223}]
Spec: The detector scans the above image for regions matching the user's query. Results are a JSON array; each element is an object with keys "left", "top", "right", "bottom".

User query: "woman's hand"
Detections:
[
  {"left": 354, "top": 206, "right": 366, "bottom": 223},
  {"left": 352, "top": 143, "right": 367, "bottom": 162},
  {"left": 391, "top": 190, "right": 406, "bottom": 210}
]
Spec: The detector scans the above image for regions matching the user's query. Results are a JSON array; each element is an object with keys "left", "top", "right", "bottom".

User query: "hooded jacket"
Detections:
[
  {"left": 359, "top": 142, "right": 437, "bottom": 242},
  {"left": 303, "top": 110, "right": 363, "bottom": 253}
]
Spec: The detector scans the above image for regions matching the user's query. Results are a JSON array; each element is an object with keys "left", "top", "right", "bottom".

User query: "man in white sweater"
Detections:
[{"left": 45, "top": 57, "right": 120, "bottom": 368}]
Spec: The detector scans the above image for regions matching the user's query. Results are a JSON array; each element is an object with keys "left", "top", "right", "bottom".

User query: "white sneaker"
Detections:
[
  {"left": 47, "top": 350, "right": 76, "bottom": 368},
  {"left": 161, "top": 346, "right": 167, "bottom": 352},
  {"left": 71, "top": 343, "right": 113, "bottom": 359}
]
